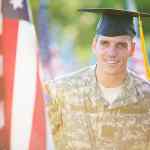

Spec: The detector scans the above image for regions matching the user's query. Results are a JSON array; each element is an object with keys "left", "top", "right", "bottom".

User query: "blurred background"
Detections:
[{"left": 29, "top": 0, "right": 150, "bottom": 80}]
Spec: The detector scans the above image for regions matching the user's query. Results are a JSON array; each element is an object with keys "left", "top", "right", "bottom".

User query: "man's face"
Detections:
[{"left": 93, "top": 35, "right": 135, "bottom": 75}]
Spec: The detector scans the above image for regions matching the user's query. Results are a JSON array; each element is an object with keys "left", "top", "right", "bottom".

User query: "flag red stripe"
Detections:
[
  {"left": 2, "top": 18, "right": 19, "bottom": 149},
  {"left": 0, "top": 35, "right": 4, "bottom": 101},
  {"left": 29, "top": 71, "right": 46, "bottom": 150},
  {"left": 30, "top": 73, "right": 46, "bottom": 150}
]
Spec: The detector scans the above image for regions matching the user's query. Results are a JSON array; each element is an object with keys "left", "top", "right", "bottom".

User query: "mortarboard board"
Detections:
[
  {"left": 78, "top": 8, "right": 150, "bottom": 37},
  {"left": 78, "top": 8, "right": 150, "bottom": 80}
]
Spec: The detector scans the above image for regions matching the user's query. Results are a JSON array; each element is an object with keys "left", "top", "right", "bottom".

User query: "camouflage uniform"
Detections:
[{"left": 46, "top": 65, "right": 150, "bottom": 150}]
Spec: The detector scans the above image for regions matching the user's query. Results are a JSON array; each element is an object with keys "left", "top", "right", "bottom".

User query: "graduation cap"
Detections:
[
  {"left": 78, "top": 8, "right": 150, "bottom": 80},
  {"left": 78, "top": 8, "right": 150, "bottom": 36}
]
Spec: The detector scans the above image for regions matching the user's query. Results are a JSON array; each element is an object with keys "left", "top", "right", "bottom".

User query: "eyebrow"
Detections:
[
  {"left": 99, "top": 39, "right": 110, "bottom": 43},
  {"left": 116, "top": 41, "right": 128, "bottom": 44}
]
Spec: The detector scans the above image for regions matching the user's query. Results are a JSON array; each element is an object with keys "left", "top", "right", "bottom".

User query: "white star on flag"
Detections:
[{"left": 9, "top": 0, "right": 23, "bottom": 10}]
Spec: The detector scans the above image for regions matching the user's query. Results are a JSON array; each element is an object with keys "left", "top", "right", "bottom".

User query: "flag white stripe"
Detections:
[{"left": 11, "top": 20, "right": 37, "bottom": 150}]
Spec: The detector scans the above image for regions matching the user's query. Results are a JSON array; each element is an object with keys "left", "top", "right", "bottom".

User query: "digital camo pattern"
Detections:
[{"left": 46, "top": 65, "right": 150, "bottom": 150}]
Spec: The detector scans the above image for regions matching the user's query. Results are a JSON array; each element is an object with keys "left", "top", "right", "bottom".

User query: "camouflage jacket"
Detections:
[{"left": 46, "top": 65, "right": 150, "bottom": 150}]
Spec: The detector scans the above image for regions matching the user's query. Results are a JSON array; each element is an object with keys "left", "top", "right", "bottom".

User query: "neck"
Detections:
[{"left": 96, "top": 66, "right": 127, "bottom": 88}]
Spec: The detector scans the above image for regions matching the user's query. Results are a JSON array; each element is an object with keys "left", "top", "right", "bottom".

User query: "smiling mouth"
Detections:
[{"left": 106, "top": 60, "right": 119, "bottom": 64}]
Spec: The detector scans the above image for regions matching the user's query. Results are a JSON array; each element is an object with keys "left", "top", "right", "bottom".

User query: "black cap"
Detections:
[{"left": 78, "top": 8, "right": 150, "bottom": 37}]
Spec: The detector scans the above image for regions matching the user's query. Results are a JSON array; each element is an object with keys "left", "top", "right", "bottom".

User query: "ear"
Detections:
[
  {"left": 129, "top": 42, "right": 135, "bottom": 57},
  {"left": 91, "top": 38, "right": 97, "bottom": 54}
]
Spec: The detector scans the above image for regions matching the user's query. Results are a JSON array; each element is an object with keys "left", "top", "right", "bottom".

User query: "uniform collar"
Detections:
[{"left": 87, "top": 65, "right": 144, "bottom": 109}]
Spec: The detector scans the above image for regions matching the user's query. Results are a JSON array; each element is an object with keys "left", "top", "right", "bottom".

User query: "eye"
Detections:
[
  {"left": 99, "top": 40, "right": 109, "bottom": 47},
  {"left": 116, "top": 42, "right": 128, "bottom": 49}
]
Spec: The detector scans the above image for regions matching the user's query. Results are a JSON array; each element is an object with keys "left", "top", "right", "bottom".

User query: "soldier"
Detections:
[{"left": 46, "top": 8, "right": 150, "bottom": 150}]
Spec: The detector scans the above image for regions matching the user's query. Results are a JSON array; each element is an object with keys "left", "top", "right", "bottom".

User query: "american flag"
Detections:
[{"left": 0, "top": 0, "right": 47, "bottom": 149}]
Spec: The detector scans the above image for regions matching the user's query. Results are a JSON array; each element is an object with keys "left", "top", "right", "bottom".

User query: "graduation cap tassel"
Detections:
[{"left": 138, "top": 16, "right": 150, "bottom": 80}]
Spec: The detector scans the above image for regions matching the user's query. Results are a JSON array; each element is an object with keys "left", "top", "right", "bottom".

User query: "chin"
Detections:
[{"left": 103, "top": 66, "right": 123, "bottom": 75}]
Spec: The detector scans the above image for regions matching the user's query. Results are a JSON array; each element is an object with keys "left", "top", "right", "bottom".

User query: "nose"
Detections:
[{"left": 107, "top": 47, "right": 117, "bottom": 58}]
